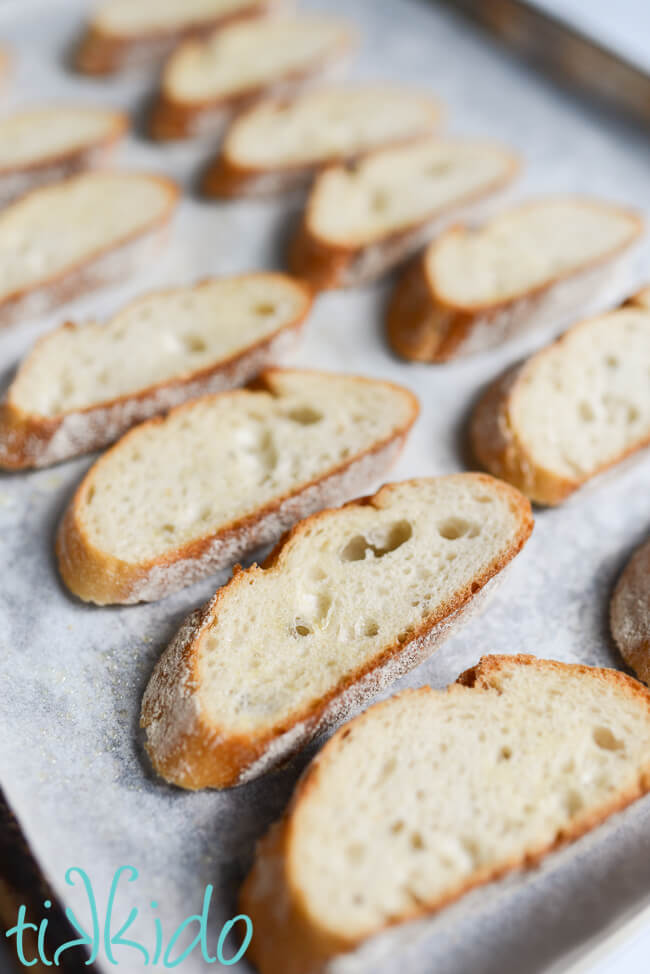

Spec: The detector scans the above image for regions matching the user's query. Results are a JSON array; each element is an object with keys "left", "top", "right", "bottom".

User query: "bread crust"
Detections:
[
  {"left": 139, "top": 474, "right": 532, "bottom": 788},
  {"left": 57, "top": 371, "right": 420, "bottom": 606},
  {"left": 0, "top": 110, "right": 128, "bottom": 207},
  {"left": 0, "top": 172, "right": 179, "bottom": 330},
  {"left": 241, "top": 655, "right": 650, "bottom": 974},
  {"left": 74, "top": 0, "right": 281, "bottom": 76},
  {"left": 289, "top": 146, "right": 519, "bottom": 291},
  {"left": 202, "top": 92, "right": 442, "bottom": 199},
  {"left": 387, "top": 199, "right": 643, "bottom": 362},
  {"left": 469, "top": 312, "right": 650, "bottom": 505},
  {"left": 611, "top": 538, "right": 650, "bottom": 684},
  {"left": 150, "top": 26, "right": 354, "bottom": 141},
  {"left": 0, "top": 274, "right": 312, "bottom": 470}
]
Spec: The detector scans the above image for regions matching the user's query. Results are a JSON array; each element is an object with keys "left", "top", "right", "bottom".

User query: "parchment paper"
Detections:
[{"left": 1, "top": 1, "right": 650, "bottom": 972}]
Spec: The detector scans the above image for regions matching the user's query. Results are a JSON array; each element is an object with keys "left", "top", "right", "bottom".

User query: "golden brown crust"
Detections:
[
  {"left": 242, "top": 655, "right": 650, "bottom": 974},
  {"left": 469, "top": 312, "right": 650, "bottom": 505},
  {"left": 0, "top": 172, "right": 179, "bottom": 331},
  {"left": 0, "top": 274, "right": 312, "bottom": 470},
  {"left": 627, "top": 285, "right": 650, "bottom": 310},
  {"left": 57, "top": 371, "right": 420, "bottom": 606},
  {"left": 387, "top": 201, "right": 643, "bottom": 362},
  {"left": 74, "top": 1, "right": 279, "bottom": 76},
  {"left": 611, "top": 538, "right": 650, "bottom": 684},
  {"left": 150, "top": 28, "right": 354, "bottom": 141},
  {"left": 140, "top": 474, "right": 532, "bottom": 789}
]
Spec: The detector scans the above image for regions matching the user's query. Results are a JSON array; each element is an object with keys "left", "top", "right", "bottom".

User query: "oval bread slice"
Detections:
[
  {"left": 388, "top": 197, "right": 642, "bottom": 362},
  {"left": 151, "top": 16, "right": 355, "bottom": 140},
  {"left": 75, "top": 0, "right": 283, "bottom": 75},
  {"left": 203, "top": 86, "right": 443, "bottom": 198},
  {"left": 0, "top": 106, "right": 128, "bottom": 207},
  {"left": 241, "top": 655, "right": 650, "bottom": 974},
  {"left": 611, "top": 538, "right": 650, "bottom": 685},
  {"left": 470, "top": 305, "right": 650, "bottom": 505},
  {"left": 140, "top": 474, "right": 533, "bottom": 789},
  {"left": 57, "top": 369, "right": 419, "bottom": 605},
  {"left": 0, "top": 171, "right": 179, "bottom": 329},
  {"left": 289, "top": 137, "right": 519, "bottom": 290},
  {"left": 0, "top": 273, "right": 312, "bottom": 470}
]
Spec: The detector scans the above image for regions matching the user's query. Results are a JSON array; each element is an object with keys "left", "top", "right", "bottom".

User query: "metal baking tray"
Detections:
[{"left": 0, "top": 1, "right": 649, "bottom": 972}]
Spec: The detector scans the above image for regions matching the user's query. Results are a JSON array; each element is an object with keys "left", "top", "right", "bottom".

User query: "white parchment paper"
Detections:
[{"left": 1, "top": 1, "right": 650, "bottom": 972}]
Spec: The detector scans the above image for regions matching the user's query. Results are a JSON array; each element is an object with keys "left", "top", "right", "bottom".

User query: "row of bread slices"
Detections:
[{"left": 0, "top": 124, "right": 644, "bottom": 348}]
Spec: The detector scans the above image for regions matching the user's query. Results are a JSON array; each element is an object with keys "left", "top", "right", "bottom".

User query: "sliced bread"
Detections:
[
  {"left": 470, "top": 306, "right": 650, "bottom": 505},
  {"left": 289, "top": 137, "right": 519, "bottom": 290},
  {"left": 151, "top": 16, "right": 355, "bottom": 141},
  {"left": 0, "top": 171, "right": 178, "bottom": 330},
  {"left": 387, "top": 197, "right": 642, "bottom": 362},
  {"left": 241, "top": 655, "right": 650, "bottom": 974},
  {"left": 0, "top": 106, "right": 128, "bottom": 207},
  {"left": 140, "top": 474, "right": 533, "bottom": 789},
  {"left": 75, "top": 0, "right": 283, "bottom": 75},
  {"left": 0, "top": 273, "right": 312, "bottom": 470},
  {"left": 611, "top": 538, "right": 650, "bottom": 685},
  {"left": 202, "top": 86, "right": 443, "bottom": 198},
  {"left": 57, "top": 370, "right": 419, "bottom": 605}
]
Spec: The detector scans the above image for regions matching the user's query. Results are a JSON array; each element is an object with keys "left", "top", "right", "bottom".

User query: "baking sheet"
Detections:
[{"left": 1, "top": 1, "right": 650, "bottom": 971}]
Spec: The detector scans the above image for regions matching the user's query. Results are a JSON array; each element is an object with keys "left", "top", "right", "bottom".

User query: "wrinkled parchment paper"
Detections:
[{"left": 1, "top": 1, "right": 650, "bottom": 971}]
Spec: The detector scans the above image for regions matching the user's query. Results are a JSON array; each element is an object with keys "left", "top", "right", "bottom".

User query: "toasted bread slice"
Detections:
[
  {"left": 203, "top": 86, "right": 443, "bottom": 198},
  {"left": 611, "top": 538, "right": 650, "bottom": 685},
  {"left": 0, "top": 171, "right": 178, "bottom": 330},
  {"left": 0, "top": 273, "right": 311, "bottom": 470},
  {"left": 75, "top": 0, "right": 283, "bottom": 75},
  {"left": 0, "top": 106, "right": 128, "bottom": 207},
  {"left": 151, "top": 16, "right": 354, "bottom": 141},
  {"left": 470, "top": 306, "right": 650, "bottom": 505},
  {"left": 388, "top": 197, "right": 642, "bottom": 362},
  {"left": 241, "top": 655, "right": 650, "bottom": 974},
  {"left": 289, "top": 138, "right": 519, "bottom": 291},
  {"left": 140, "top": 475, "right": 532, "bottom": 789},
  {"left": 57, "top": 370, "right": 419, "bottom": 605}
]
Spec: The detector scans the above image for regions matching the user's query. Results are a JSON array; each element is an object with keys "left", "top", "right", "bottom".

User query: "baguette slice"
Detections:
[
  {"left": 241, "top": 655, "right": 650, "bottom": 974},
  {"left": 289, "top": 138, "right": 519, "bottom": 291},
  {"left": 75, "top": 0, "right": 283, "bottom": 76},
  {"left": 57, "top": 370, "right": 419, "bottom": 606},
  {"left": 388, "top": 197, "right": 642, "bottom": 362},
  {"left": 203, "top": 86, "right": 443, "bottom": 198},
  {"left": 141, "top": 474, "right": 533, "bottom": 789},
  {"left": 0, "top": 106, "right": 128, "bottom": 208},
  {"left": 611, "top": 539, "right": 650, "bottom": 685},
  {"left": 0, "top": 273, "right": 312, "bottom": 470},
  {"left": 0, "top": 171, "right": 178, "bottom": 329},
  {"left": 470, "top": 306, "right": 650, "bottom": 505},
  {"left": 151, "top": 16, "right": 354, "bottom": 141}
]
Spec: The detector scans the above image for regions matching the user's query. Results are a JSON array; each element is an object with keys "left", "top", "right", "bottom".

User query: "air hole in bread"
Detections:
[
  {"left": 372, "top": 189, "right": 389, "bottom": 213},
  {"left": 410, "top": 832, "right": 425, "bottom": 851},
  {"left": 499, "top": 746, "right": 512, "bottom": 761},
  {"left": 294, "top": 622, "right": 312, "bottom": 637},
  {"left": 390, "top": 820, "right": 405, "bottom": 835},
  {"left": 438, "top": 517, "right": 480, "bottom": 540},
  {"left": 606, "top": 355, "right": 619, "bottom": 369},
  {"left": 340, "top": 520, "right": 413, "bottom": 562},
  {"left": 255, "top": 302, "right": 276, "bottom": 317},
  {"left": 593, "top": 726, "right": 624, "bottom": 751},
  {"left": 86, "top": 486, "right": 95, "bottom": 505},
  {"left": 565, "top": 790, "right": 583, "bottom": 815},
  {"left": 579, "top": 401, "right": 595, "bottom": 422},
  {"left": 364, "top": 620, "right": 379, "bottom": 637},
  {"left": 288, "top": 405, "right": 323, "bottom": 425},
  {"left": 184, "top": 335, "right": 207, "bottom": 354}
]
